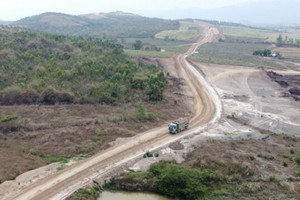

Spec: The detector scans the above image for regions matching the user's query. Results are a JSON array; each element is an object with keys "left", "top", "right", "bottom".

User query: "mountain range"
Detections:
[{"left": 0, "top": 11, "right": 179, "bottom": 39}]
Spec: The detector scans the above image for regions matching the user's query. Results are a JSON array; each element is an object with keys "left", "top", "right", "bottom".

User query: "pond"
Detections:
[{"left": 98, "top": 191, "right": 172, "bottom": 200}]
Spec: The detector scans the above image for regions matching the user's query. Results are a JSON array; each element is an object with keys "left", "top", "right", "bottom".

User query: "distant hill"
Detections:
[{"left": 12, "top": 12, "right": 179, "bottom": 39}]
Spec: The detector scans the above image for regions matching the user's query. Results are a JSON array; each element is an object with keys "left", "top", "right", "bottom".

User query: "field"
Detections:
[
  {"left": 123, "top": 34, "right": 193, "bottom": 58},
  {"left": 189, "top": 24, "right": 300, "bottom": 69},
  {"left": 273, "top": 47, "right": 300, "bottom": 62},
  {"left": 189, "top": 42, "right": 283, "bottom": 69},
  {"left": 221, "top": 25, "right": 267, "bottom": 39},
  {"left": 155, "top": 21, "right": 202, "bottom": 41},
  {"left": 0, "top": 77, "right": 189, "bottom": 183}
]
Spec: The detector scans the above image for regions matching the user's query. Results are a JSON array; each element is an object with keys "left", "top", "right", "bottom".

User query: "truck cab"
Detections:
[{"left": 168, "top": 122, "right": 178, "bottom": 134}]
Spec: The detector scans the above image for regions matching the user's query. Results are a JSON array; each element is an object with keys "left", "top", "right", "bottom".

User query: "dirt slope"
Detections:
[{"left": 6, "top": 22, "right": 219, "bottom": 200}]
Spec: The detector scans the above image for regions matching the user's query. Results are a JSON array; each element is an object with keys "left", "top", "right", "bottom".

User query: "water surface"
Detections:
[{"left": 98, "top": 191, "right": 172, "bottom": 200}]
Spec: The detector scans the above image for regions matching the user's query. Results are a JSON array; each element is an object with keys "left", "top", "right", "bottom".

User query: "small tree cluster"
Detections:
[{"left": 253, "top": 49, "right": 271, "bottom": 57}]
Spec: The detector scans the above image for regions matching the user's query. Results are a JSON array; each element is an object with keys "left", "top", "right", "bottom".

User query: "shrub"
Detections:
[
  {"left": 59, "top": 92, "right": 75, "bottom": 103},
  {"left": 39, "top": 87, "right": 60, "bottom": 104},
  {"left": 0, "top": 86, "right": 22, "bottom": 105},
  {"left": 0, "top": 115, "right": 18, "bottom": 123},
  {"left": 137, "top": 101, "right": 146, "bottom": 122},
  {"left": 20, "top": 89, "right": 39, "bottom": 104},
  {"left": 290, "top": 148, "right": 295, "bottom": 154},
  {"left": 147, "top": 113, "right": 155, "bottom": 121},
  {"left": 248, "top": 154, "right": 255, "bottom": 161},
  {"left": 150, "top": 162, "right": 220, "bottom": 199},
  {"left": 294, "top": 154, "right": 300, "bottom": 166},
  {"left": 144, "top": 151, "right": 153, "bottom": 158}
]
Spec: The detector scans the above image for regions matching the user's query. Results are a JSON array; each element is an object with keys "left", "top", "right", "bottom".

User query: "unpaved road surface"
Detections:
[{"left": 6, "top": 22, "right": 220, "bottom": 200}]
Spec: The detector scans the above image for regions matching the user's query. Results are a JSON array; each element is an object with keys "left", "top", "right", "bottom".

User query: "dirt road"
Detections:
[{"left": 7, "top": 22, "right": 221, "bottom": 200}]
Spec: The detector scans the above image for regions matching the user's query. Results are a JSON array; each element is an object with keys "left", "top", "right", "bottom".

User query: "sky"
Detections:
[{"left": 0, "top": 0, "right": 260, "bottom": 21}]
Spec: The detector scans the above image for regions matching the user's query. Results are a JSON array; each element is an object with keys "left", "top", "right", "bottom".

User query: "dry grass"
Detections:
[
  {"left": 0, "top": 77, "right": 189, "bottom": 183},
  {"left": 184, "top": 134, "right": 300, "bottom": 199}
]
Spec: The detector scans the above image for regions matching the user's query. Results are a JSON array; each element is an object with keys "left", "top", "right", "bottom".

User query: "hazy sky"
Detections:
[{"left": 1, "top": 0, "right": 259, "bottom": 21}]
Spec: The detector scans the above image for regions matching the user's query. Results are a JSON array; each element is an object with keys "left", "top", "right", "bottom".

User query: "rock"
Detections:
[{"left": 289, "top": 87, "right": 300, "bottom": 95}]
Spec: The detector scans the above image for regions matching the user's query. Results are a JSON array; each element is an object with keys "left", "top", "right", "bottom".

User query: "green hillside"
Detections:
[
  {"left": 0, "top": 27, "right": 166, "bottom": 105},
  {"left": 12, "top": 12, "right": 179, "bottom": 39}
]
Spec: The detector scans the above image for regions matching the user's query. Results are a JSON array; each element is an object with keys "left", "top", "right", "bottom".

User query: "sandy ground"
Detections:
[
  {"left": 198, "top": 63, "right": 300, "bottom": 136},
  {"left": 0, "top": 22, "right": 220, "bottom": 200}
]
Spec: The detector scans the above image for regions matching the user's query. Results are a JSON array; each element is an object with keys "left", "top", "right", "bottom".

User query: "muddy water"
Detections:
[{"left": 98, "top": 191, "right": 172, "bottom": 200}]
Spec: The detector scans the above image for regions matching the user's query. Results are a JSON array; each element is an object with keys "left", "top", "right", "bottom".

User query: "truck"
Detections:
[{"left": 168, "top": 117, "right": 189, "bottom": 134}]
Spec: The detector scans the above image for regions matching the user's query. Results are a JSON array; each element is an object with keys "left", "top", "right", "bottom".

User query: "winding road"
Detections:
[{"left": 8, "top": 22, "right": 221, "bottom": 200}]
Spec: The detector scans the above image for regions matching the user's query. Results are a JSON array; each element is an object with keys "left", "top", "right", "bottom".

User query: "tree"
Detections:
[
  {"left": 122, "top": 103, "right": 128, "bottom": 121},
  {"left": 277, "top": 34, "right": 282, "bottom": 45},
  {"left": 137, "top": 101, "right": 146, "bottom": 122},
  {"left": 146, "top": 72, "right": 166, "bottom": 101},
  {"left": 133, "top": 40, "right": 142, "bottom": 50}
]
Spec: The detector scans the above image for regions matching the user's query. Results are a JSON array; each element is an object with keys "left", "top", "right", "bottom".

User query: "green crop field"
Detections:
[
  {"left": 155, "top": 21, "right": 201, "bottom": 41},
  {"left": 124, "top": 37, "right": 191, "bottom": 58},
  {"left": 189, "top": 42, "right": 283, "bottom": 69},
  {"left": 221, "top": 25, "right": 267, "bottom": 39}
]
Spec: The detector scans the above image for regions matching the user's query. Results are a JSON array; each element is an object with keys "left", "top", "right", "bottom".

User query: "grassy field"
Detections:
[
  {"left": 221, "top": 25, "right": 267, "bottom": 39},
  {"left": 123, "top": 37, "right": 192, "bottom": 58},
  {"left": 189, "top": 42, "right": 283, "bottom": 69},
  {"left": 273, "top": 47, "right": 300, "bottom": 62},
  {"left": 155, "top": 21, "right": 201, "bottom": 41},
  {"left": 125, "top": 44, "right": 190, "bottom": 58}
]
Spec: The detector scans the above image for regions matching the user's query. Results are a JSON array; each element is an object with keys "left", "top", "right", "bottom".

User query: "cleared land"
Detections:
[
  {"left": 0, "top": 78, "right": 188, "bottom": 184},
  {"left": 155, "top": 21, "right": 202, "bottom": 41}
]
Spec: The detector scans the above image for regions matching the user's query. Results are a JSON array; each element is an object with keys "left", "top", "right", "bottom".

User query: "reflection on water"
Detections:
[{"left": 98, "top": 191, "right": 172, "bottom": 200}]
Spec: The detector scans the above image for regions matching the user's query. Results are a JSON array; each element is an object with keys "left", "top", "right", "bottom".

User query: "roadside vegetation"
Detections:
[
  {"left": 105, "top": 133, "right": 300, "bottom": 200},
  {"left": 67, "top": 185, "right": 100, "bottom": 200}
]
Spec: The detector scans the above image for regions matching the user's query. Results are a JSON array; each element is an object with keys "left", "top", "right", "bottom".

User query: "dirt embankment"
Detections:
[{"left": 267, "top": 70, "right": 300, "bottom": 101}]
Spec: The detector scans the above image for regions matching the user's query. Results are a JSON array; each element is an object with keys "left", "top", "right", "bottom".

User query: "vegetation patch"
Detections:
[
  {"left": 0, "top": 28, "right": 167, "bottom": 105},
  {"left": 155, "top": 21, "right": 201, "bottom": 41},
  {"left": 67, "top": 184, "right": 100, "bottom": 200},
  {"left": 106, "top": 133, "right": 300, "bottom": 199},
  {"left": 105, "top": 161, "right": 223, "bottom": 200},
  {"left": 221, "top": 25, "right": 266, "bottom": 39}
]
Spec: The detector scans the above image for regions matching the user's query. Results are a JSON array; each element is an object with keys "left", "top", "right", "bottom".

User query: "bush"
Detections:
[
  {"left": 294, "top": 154, "right": 300, "bottom": 166},
  {"left": 147, "top": 113, "right": 155, "bottom": 121},
  {"left": 137, "top": 101, "right": 147, "bottom": 122},
  {"left": 0, "top": 86, "right": 22, "bottom": 105},
  {"left": 39, "top": 87, "right": 60, "bottom": 105},
  {"left": 290, "top": 148, "right": 295, "bottom": 154},
  {"left": 248, "top": 154, "right": 255, "bottom": 161},
  {"left": 59, "top": 92, "right": 75, "bottom": 104},
  {"left": 20, "top": 89, "right": 39, "bottom": 104},
  {"left": 144, "top": 151, "right": 153, "bottom": 158},
  {"left": 150, "top": 162, "right": 220, "bottom": 200},
  {"left": 0, "top": 115, "right": 18, "bottom": 123}
]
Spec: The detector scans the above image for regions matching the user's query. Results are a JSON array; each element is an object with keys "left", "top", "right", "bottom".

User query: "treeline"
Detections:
[
  {"left": 0, "top": 28, "right": 167, "bottom": 105},
  {"left": 276, "top": 34, "right": 300, "bottom": 47}
]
